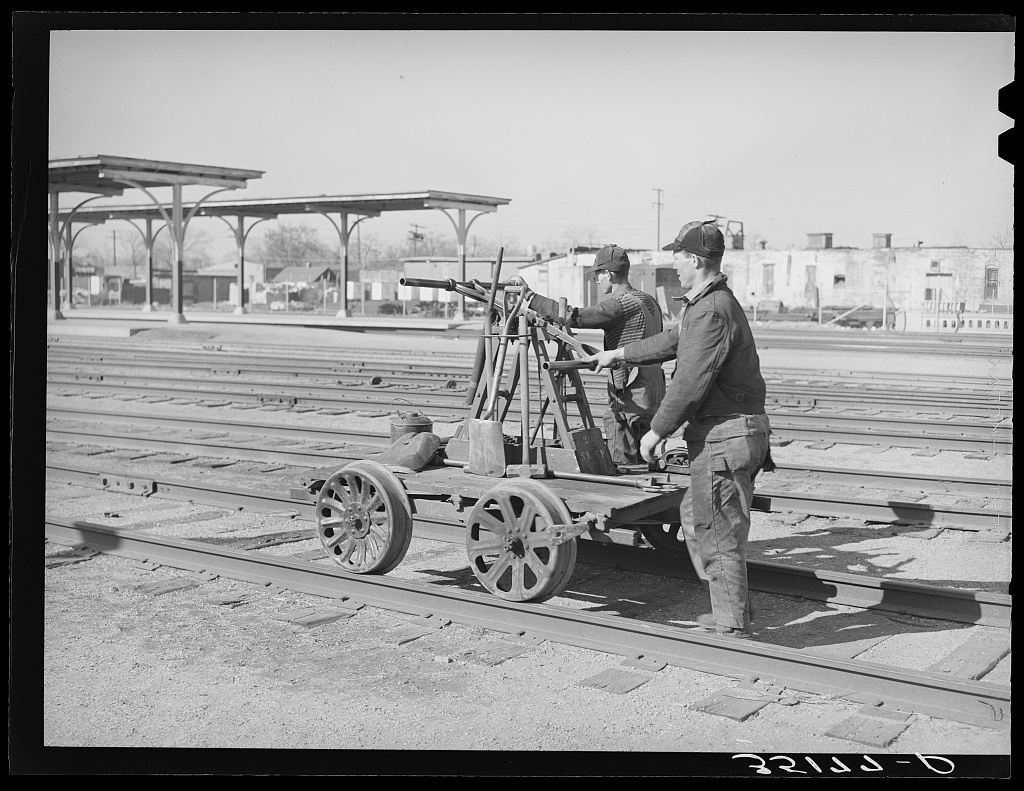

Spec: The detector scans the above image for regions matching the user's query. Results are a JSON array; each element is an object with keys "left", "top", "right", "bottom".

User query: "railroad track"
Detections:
[
  {"left": 42, "top": 323, "right": 1013, "bottom": 739},
  {"left": 45, "top": 405, "right": 1012, "bottom": 534},
  {"left": 47, "top": 320, "right": 1014, "bottom": 355},
  {"left": 44, "top": 459, "right": 1013, "bottom": 628},
  {"left": 49, "top": 405, "right": 1015, "bottom": 532},
  {"left": 44, "top": 511, "right": 1011, "bottom": 731},
  {"left": 47, "top": 339, "right": 1014, "bottom": 416},
  {"left": 48, "top": 372, "right": 1013, "bottom": 454},
  {"left": 442, "top": 325, "right": 1014, "bottom": 357}
]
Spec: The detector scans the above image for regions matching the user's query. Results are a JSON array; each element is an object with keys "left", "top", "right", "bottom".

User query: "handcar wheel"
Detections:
[
  {"left": 639, "top": 522, "right": 689, "bottom": 556},
  {"left": 639, "top": 486, "right": 692, "bottom": 556},
  {"left": 465, "top": 479, "right": 577, "bottom": 602},
  {"left": 315, "top": 460, "right": 413, "bottom": 574}
]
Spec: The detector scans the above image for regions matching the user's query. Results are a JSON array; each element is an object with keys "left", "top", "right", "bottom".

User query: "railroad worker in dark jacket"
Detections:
[
  {"left": 509, "top": 244, "right": 666, "bottom": 466},
  {"left": 584, "top": 221, "right": 773, "bottom": 638}
]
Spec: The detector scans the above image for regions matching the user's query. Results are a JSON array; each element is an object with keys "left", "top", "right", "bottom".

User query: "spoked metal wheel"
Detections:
[
  {"left": 315, "top": 460, "right": 413, "bottom": 574},
  {"left": 639, "top": 487, "right": 691, "bottom": 556},
  {"left": 639, "top": 522, "right": 688, "bottom": 555},
  {"left": 465, "top": 479, "right": 577, "bottom": 602}
]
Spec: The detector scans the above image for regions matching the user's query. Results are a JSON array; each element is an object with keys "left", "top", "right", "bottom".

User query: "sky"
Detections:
[{"left": 46, "top": 23, "right": 1014, "bottom": 258}]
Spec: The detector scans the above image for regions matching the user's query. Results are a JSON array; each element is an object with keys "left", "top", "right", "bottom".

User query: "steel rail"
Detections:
[
  {"left": 48, "top": 335, "right": 1014, "bottom": 390},
  {"left": 766, "top": 423, "right": 1012, "bottom": 454},
  {"left": 44, "top": 516, "right": 1010, "bottom": 730},
  {"left": 47, "top": 347, "right": 1014, "bottom": 403},
  {"left": 48, "top": 361, "right": 1013, "bottom": 418},
  {"left": 48, "top": 346, "right": 1013, "bottom": 392},
  {"left": 46, "top": 351, "right": 469, "bottom": 381},
  {"left": 48, "top": 338, "right": 1014, "bottom": 393},
  {"left": 44, "top": 416, "right": 1010, "bottom": 495},
  {"left": 44, "top": 462, "right": 1013, "bottom": 628},
  {"left": 47, "top": 376, "right": 1012, "bottom": 452},
  {"left": 49, "top": 324, "right": 1014, "bottom": 352},
  {"left": 45, "top": 409, "right": 1012, "bottom": 531},
  {"left": 444, "top": 326, "right": 1014, "bottom": 356}
]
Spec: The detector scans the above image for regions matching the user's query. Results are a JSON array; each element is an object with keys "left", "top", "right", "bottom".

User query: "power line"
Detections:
[
  {"left": 652, "top": 188, "right": 664, "bottom": 249},
  {"left": 408, "top": 223, "right": 425, "bottom": 255}
]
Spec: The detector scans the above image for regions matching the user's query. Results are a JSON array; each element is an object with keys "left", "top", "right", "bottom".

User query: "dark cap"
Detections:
[
  {"left": 662, "top": 220, "right": 726, "bottom": 255},
  {"left": 591, "top": 244, "right": 630, "bottom": 275}
]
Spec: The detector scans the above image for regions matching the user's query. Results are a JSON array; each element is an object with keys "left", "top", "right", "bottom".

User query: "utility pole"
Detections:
[
  {"left": 408, "top": 224, "right": 425, "bottom": 256},
  {"left": 652, "top": 188, "right": 664, "bottom": 250}
]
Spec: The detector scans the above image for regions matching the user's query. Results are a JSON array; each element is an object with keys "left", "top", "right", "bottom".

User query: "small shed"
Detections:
[
  {"left": 192, "top": 261, "right": 267, "bottom": 304},
  {"left": 272, "top": 264, "right": 337, "bottom": 286}
]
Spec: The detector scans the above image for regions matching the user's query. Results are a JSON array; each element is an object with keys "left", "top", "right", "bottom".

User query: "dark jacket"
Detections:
[{"left": 622, "top": 273, "right": 767, "bottom": 439}]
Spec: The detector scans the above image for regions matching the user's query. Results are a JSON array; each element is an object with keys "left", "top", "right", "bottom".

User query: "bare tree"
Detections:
[
  {"left": 549, "top": 226, "right": 600, "bottom": 250},
  {"left": 118, "top": 229, "right": 149, "bottom": 274},
  {"left": 987, "top": 224, "right": 1013, "bottom": 249},
  {"left": 247, "top": 223, "right": 333, "bottom": 269},
  {"left": 152, "top": 228, "right": 214, "bottom": 271},
  {"left": 949, "top": 229, "right": 968, "bottom": 247},
  {"left": 418, "top": 230, "right": 459, "bottom": 257}
]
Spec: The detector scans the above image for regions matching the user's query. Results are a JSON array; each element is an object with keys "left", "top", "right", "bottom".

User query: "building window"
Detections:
[
  {"left": 763, "top": 264, "right": 775, "bottom": 296},
  {"left": 924, "top": 287, "right": 935, "bottom": 301},
  {"left": 986, "top": 321, "right": 992, "bottom": 329},
  {"left": 984, "top": 268, "right": 999, "bottom": 300},
  {"left": 804, "top": 265, "right": 817, "bottom": 300},
  {"left": 833, "top": 275, "right": 846, "bottom": 288},
  {"left": 942, "top": 320, "right": 948, "bottom": 328},
  {"left": 930, "top": 260, "right": 940, "bottom": 273},
  {"left": 969, "top": 320, "right": 973, "bottom": 328},
  {"left": 925, "top": 319, "right": 931, "bottom": 327}
]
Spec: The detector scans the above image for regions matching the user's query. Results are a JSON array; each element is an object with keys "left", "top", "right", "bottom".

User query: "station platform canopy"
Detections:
[
  {"left": 48, "top": 154, "right": 265, "bottom": 197},
  {"left": 48, "top": 155, "right": 265, "bottom": 323},
  {"left": 60, "top": 190, "right": 512, "bottom": 222},
  {"left": 49, "top": 154, "right": 510, "bottom": 321}
]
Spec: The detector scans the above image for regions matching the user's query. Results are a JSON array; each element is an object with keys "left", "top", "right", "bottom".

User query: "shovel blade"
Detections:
[
  {"left": 465, "top": 419, "right": 507, "bottom": 477},
  {"left": 569, "top": 427, "right": 619, "bottom": 476}
]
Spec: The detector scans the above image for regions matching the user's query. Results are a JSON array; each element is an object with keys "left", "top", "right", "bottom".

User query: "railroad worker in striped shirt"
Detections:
[
  {"left": 583, "top": 221, "right": 774, "bottom": 639},
  {"left": 509, "top": 244, "right": 666, "bottom": 466}
]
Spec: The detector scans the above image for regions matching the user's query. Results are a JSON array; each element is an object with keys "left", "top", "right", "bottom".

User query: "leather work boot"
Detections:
[
  {"left": 715, "top": 626, "right": 752, "bottom": 639},
  {"left": 691, "top": 616, "right": 752, "bottom": 639},
  {"left": 694, "top": 601, "right": 757, "bottom": 629}
]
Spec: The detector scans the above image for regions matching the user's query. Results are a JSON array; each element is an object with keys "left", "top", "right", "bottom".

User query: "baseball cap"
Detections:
[
  {"left": 591, "top": 244, "right": 630, "bottom": 275},
  {"left": 662, "top": 220, "right": 726, "bottom": 255}
]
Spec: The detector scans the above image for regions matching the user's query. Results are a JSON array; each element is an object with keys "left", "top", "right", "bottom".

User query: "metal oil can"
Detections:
[{"left": 389, "top": 408, "right": 434, "bottom": 444}]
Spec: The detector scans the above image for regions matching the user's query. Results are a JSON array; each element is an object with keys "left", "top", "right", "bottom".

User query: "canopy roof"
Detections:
[
  {"left": 59, "top": 189, "right": 512, "bottom": 222},
  {"left": 49, "top": 155, "right": 265, "bottom": 197}
]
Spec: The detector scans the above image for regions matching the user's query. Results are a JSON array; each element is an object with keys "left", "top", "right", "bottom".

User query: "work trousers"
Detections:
[
  {"left": 603, "top": 376, "right": 663, "bottom": 466},
  {"left": 682, "top": 413, "right": 772, "bottom": 631}
]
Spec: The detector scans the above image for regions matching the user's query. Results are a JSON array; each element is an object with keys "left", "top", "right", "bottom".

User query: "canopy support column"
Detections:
[
  {"left": 123, "top": 218, "right": 160, "bottom": 312},
  {"left": 436, "top": 207, "right": 488, "bottom": 321},
  {"left": 306, "top": 207, "right": 376, "bottom": 319},
  {"left": 338, "top": 212, "right": 350, "bottom": 318},
  {"left": 62, "top": 222, "right": 74, "bottom": 312},
  {"left": 49, "top": 194, "right": 103, "bottom": 320},
  {"left": 169, "top": 184, "right": 186, "bottom": 323},
  {"left": 144, "top": 219, "right": 155, "bottom": 311},
  {"left": 48, "top": 192, "right": 64, "bottom": 321}
]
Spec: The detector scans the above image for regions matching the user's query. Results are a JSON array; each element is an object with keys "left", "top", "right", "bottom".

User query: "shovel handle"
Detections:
[
  {"left": 481, "top": 249, "right": 504, "bottom": 418},
  {"left": 465, "top": 334, "right": 488, "bottom": 406}
]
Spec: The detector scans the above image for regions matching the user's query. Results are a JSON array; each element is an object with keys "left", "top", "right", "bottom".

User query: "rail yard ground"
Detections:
[{"left": 25, "top": 314, "right": 1012, "bottom": 776}]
